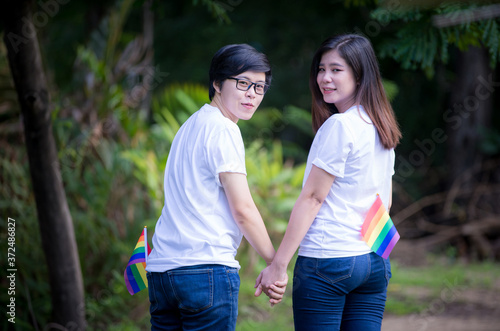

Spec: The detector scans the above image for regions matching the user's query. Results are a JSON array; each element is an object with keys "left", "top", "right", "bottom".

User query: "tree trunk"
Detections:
[
  {"left": 2, "top": 1, "right": 86, "bottom": 329},
  {"left": 446, "top": 46, "right": 493, "bottom": 188}
]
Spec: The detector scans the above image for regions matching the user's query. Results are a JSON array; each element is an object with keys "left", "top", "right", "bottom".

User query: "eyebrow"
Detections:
[
  {"left": 236, "top": 76, "right": 266, "bottom": 83},
  {"left": 319, "top": 62, "right": 345, "bottom": 67}
]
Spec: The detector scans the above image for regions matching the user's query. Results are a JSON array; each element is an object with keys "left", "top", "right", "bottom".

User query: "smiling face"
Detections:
[
  {"left": 211, "top": 71, "right": 266, "bottom": 123},
  {"left": 316, "top": 49, "right": 358, "bottom": 113}
]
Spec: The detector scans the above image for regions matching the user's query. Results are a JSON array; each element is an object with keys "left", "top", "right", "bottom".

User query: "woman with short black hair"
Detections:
[{"left": 146, "top": 44, "right": 286, "bottom": 330}]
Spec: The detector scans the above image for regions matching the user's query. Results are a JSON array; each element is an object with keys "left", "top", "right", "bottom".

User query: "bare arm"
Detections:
[
  {"left": 220, "top": 172, "right": 275, "bottom": 264},
  {"left": 255, "top": 165, "right": 335, "bottom": 300}
]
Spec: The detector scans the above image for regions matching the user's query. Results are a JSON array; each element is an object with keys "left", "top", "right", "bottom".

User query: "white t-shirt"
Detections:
[
  {"left": 146, "top": 104, "right": 246, "bottom": 272},
  {"left": 298, "top": 105, "right": 395, "bottom": 258}
]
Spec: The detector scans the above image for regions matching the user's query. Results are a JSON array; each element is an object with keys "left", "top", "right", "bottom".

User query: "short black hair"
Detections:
[{"left": 208, "top": 44, "right": 272, "bottom": 100}]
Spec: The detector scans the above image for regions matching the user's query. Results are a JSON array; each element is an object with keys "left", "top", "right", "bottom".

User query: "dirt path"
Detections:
[
  {"left": 383, "top": 313, "right": 499, "bottom": 331},
  {"left": 383, "top": 241, "right": 500, "bottom": 331},
  {"left": 382, "top": 286, "right": 500, "bottom": 330}
]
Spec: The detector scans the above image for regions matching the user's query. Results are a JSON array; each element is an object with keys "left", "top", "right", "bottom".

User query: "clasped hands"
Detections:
[{"left": 254, "top": 263, "right": 288, "bottom": 306}]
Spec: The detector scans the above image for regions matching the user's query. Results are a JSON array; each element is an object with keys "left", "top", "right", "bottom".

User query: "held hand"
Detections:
[
  {"left": 267, "top": 274, "right": 288, "bottom": 306},
  {"left": 254, "top": 271, "right": 264, "bottom": 297},
  {"left": 254, "top": 264, "right": 288, "bottom": 305}
]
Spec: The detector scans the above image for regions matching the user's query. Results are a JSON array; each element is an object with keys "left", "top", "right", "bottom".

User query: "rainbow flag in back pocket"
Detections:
[
  {"left": 124, "top": 227, "right": 151, "bottom": 295},
  {"left": 361, "top": 195, "right": 400, "bottom": 259}
]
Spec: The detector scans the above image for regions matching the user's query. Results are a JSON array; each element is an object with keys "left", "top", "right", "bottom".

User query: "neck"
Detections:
[
  {"left": 336, "top": 100, "right": 357, "bottom": 113},
  {"left": 210, "top": 95, "right": 237, "bottom": 123}
]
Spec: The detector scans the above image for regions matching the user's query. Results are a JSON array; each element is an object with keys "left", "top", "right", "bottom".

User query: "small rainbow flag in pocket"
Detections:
[
  {"left": 361, "top": 195, "right": 400, "bottom": 259},
  {"left": 124, "top": 227, "right": 151, "bottom": 295}
]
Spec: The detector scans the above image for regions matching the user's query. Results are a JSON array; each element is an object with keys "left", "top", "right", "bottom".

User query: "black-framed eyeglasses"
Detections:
[{"left": 227, "top": 77, "right": 269, "bottom": 95}]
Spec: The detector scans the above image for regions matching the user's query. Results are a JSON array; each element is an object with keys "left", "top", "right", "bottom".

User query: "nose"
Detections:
[
  {"left": 321, "top": 71, "right": 333, "bottom": 83},
  {"left": 245, "top": 84, "right": 257, "bottom": 98}
]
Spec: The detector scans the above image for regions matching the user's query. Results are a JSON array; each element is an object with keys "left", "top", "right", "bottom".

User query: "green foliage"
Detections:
[
  {"left": 382, "top": 79, "right": 399, "bottom": 101},
  {"left": 104, "top": 0, "right": 136, "bottom": 66},
  {"left": 237, "top": 283, "right": 294, "bottom": 330},
  {"left": 245, "top": 140, "right": 305, "bottom": 237},
  {"left": 53, "top": 110, "right": 156, "bottom": 330},
  {"left": 152, "top": 82, "right": 209, "bottom": 124},
  {"left": 192, "top": 0, "right": 232, "bottom": 24},
  {"left": 379, "top": 20, "right": 440, "bottom": 77},
  {"left": 344, "top": 0, "right": 375, "bottom": 8},
  {"left": 239, "top": 104, "right": 314, "bottom": 162},
  {"left": 0, "top": 43, "right": 21, "bottom": 136},
  {"left": 479, "top": 126, "right": 500, "bottom": 155},
  {"left": 371, "top": 3, "right": 500, "bottom": 77},
  {"left": 481, "top": 18, "right": 500, "bottom": 66},
  {"left": 0, "top": 122, "right": 156, "bottom": 329},
  {"left": 236, "top": 256, "right": 296, "bottom": 330},
  {"left": 0, "top": 5, "right": 161, "bottom": 325},
  {"left": 0, "top": 147, "right": 53, "bottom": 329}
]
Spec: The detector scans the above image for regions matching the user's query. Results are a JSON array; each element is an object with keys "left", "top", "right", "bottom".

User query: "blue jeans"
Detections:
[
  {"left": 292, "top": 252, "right": 391, "bottom": 331},
  {"left": 147, "top": 264, "right": 240, "bottom": 330}
]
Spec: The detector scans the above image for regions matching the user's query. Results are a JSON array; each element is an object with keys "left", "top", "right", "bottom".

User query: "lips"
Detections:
[
  {"left": 241, "top": 103, "right": 254, "bottom": 109},
  {"left": 322, "top": 87, "right": 336, "bottom": 94}
]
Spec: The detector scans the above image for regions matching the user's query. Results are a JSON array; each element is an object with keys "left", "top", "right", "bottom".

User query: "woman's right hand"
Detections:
[{"left": 254, "top": 264, "right": 288, "bottom": 305}]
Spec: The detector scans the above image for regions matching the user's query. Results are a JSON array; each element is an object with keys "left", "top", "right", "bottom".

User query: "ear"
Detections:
[{"left": 213, "top": 81, "right": 222, "bottom": 93}]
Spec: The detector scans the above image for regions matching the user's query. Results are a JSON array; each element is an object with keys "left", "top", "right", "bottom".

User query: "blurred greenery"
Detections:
[
  {"left": 385, "top": 258, "right": 500, "bottom": 316},
  {"left": 1, "top": 0, "right": 499, "bottom": 329}
]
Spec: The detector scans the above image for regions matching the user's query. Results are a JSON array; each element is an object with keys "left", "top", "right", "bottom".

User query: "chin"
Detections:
[
  {"left": 240, "top": 110, "right": 256, "bottom": 120},
  {"left": 241, "top": 115, "right": 254, "bottom": 121},
  {"left": 323, "top": 97, "right": 337, "bottom": 104}
]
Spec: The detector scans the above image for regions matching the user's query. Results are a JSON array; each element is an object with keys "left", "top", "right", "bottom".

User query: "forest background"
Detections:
[{"left": 1, "top": 0, "right": 500, "bottom": 330}]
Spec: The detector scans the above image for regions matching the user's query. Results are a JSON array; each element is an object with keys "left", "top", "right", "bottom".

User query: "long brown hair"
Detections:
[{"left": 309, "top": 34, "right": 401, "bottom": 149}]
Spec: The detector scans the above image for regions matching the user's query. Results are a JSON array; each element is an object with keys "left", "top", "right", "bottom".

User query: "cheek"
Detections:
[
  {"left": 224, "top": 91, "right": 239, "bottom": 104},
  {"left": 351, "top": 81, "right": 358, "bottom": 92},
  {"left": 254, "top": 96, "right": 264, "bottom": 107}
]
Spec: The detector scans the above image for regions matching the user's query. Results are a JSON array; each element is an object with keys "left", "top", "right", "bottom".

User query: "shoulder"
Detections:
[
  {"left": 318, "top": 112, "right": 356, "bottom": 139},
  {"left": 197, "top": 107, "right": 242, "bottom": 151},
  {"left": 316, "top": 106, "right": 375, "bottom": 146},
  {"left": 342, "top": 105, "right": 372, "bottom": 124},
  {"left": 333, "top": 106, "right": 374, "bottom": 133},
  {"left": 197, "top": 104, "right": 241, "bottom": 135}
]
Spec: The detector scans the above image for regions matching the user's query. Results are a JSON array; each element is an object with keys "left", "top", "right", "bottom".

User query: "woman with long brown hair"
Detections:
[{"left": 255, "top": 34, "right": 401, "bottom": 330}]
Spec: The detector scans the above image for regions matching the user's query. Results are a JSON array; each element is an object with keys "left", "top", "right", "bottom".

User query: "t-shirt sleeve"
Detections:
[
  {"left": 206, "top": 127, "right": 247, "bottom": 187},
  {"left": 312, "top": 118, "right": 354, "bottom": 179}
]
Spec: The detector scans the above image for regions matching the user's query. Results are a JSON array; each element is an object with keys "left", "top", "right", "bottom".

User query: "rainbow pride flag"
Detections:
[
  {"left": 361, "top": 195, "right": 399, "bottom": 259},
  {"left": 124, "top": 227, "right": 151, "bottom": 295}
]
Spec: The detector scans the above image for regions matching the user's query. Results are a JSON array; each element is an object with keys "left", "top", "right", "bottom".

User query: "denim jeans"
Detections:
[
  {"left": 147, "top": 264, "right": 240, "bottom": 331},
  {"left": 292, "top": 252, "right": 391, "bottom": 331}
]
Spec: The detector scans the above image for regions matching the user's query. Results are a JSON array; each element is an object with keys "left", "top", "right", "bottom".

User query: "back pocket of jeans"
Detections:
[
  {"left": 316, "top": 257, "right": 355, "bottom": 284},
  {"left": 169, "top": 269, "right": 214, "bottom": 312}
]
